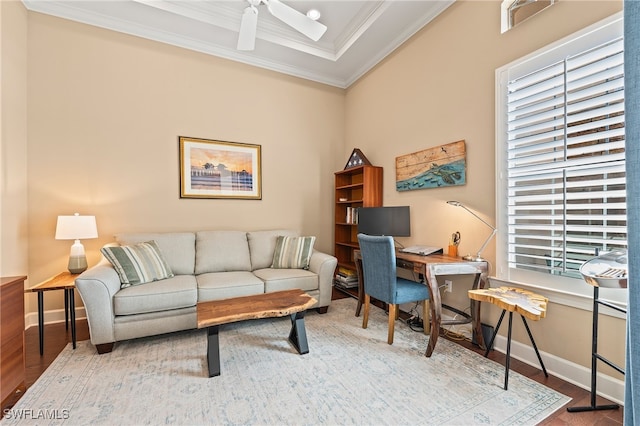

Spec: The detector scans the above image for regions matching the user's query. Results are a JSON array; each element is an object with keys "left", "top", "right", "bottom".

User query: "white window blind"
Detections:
[{"left": 505, "top": 35, "right": 627, "bottom": 279}]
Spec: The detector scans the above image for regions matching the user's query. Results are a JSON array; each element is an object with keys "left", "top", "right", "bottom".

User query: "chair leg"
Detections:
[
  {"left": 362, "top": 294, "right": 370, "bottom": 329},
  {"left": 388, "top": 304, "right": 397, "bottom": 344},
  {"left": 423, "top": 300, "right": 430, "bottom": 335}
]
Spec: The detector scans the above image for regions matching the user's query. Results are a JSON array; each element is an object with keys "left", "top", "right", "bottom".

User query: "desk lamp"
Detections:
[
  {"left": 55, "top": 213, "right": 98, "bottom": 274},
  {"left": 446, "top": 201, "right": 496, "bottom": 262}
]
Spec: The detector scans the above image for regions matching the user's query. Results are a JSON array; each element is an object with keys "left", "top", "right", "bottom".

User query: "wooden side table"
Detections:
[
  {"left": 25, "top": 272, "right": 79, "bottom": 355},
  {"left": 468, "top": 286, "right": 549, "bottom": 390}
]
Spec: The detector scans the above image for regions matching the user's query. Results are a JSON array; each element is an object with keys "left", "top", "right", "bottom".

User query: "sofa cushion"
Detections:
[
  {"left": 113, "top": 275, "right": 197, "bottom": 316},
  {"left": 247, "top": 229, "right": 298, "bottom": 270},
  {"left": 253, "top": 268, "right": 318, "bottom": 292},
  {"left": 271, "top": 236, "right": 316, "bottom": 269},
  {"left": 196, "top": 271, "right": 264, "bottom": 302},
  {"left": 101, "top": 241, "right": 174, "bottom": 288},
  {"left": 195, "top": 231, "right": 251, "bottom": 274},
  {"left": 116, "top": 232, "right": 195, "bottom": 275}
]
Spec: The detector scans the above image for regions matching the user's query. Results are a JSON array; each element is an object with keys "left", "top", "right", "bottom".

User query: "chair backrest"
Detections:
[{"left": 357, "top": 233, "right": 398, "bottom": 304}]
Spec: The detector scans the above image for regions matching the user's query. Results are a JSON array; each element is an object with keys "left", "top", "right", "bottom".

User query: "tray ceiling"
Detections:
[{"left": 22, "top": 0, "right": 455, "bottom": 88}]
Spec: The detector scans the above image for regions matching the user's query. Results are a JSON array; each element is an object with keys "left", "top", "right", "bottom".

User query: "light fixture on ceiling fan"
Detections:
[{"left": 237, "top": 0, "right": 327, "bottom": 51}]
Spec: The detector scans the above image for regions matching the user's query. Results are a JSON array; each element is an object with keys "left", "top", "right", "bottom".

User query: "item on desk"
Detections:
[
  {"left": 401, "top": 245, "right": 443, "bottom": 256},
  {"left": 448, "top": 231, "right": 460, "bottom": 257}
]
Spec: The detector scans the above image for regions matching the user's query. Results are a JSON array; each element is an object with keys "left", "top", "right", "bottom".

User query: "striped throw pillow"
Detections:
[
  {"left": 101, "top": 240, "right": 174, "bottom": 288},
  {"left": 271, "top": 236, "right": 316, "bottom": 269}
]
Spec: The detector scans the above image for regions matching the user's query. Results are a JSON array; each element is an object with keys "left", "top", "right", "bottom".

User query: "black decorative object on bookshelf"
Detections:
[{"left": 344, "top": 148, "right": 372, "bottom": 170}]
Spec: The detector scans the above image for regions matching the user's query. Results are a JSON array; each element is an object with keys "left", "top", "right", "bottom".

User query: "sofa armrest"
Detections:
[
  {"left": 308, "top": 250, "right": 338, "bottom": 308},
  {"left": 75, "top": 264, "right": 121, "bottom": 346}
]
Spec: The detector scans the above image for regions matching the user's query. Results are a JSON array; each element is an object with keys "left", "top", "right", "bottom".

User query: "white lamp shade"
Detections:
[{"left": 55, "top": 214, "right": 98, "bottom": 240}]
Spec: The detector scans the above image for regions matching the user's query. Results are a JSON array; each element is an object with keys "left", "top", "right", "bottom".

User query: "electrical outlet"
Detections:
[{"left": 444, "top": 280, "right": 453, "bottom": 293}]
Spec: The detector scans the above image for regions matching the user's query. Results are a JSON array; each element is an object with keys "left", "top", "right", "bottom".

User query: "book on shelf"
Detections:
[
  {"left": 335, "top": 274, "right": 357, "bottom": 284},
  {"left": 334, "top": 278, "right": 358, "bottom": 289},
  {"left": 345, "top": 207, "right": 359, "bottom": 224},
  {"left": 338, "top": 266, "right": 357, "bottom": 277}
]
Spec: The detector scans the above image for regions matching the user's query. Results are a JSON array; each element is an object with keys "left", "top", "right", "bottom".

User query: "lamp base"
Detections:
[
  {"left": 462, "top": 254, "right": 487, "bottom": 262},
  {"left": 68, "top": 255, "right": 88, "bottom": 274}
]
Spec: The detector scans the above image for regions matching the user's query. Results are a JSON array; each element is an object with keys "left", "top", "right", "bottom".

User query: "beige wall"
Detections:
[
  {"left": 345, "top": 0, "right": 624, "bottom": 384},
  {"left": 25, "top": 12, "right": 345, "bottom": 314},
  {"left": 0, "top": 0, "right": 28, "bottom": 278}
]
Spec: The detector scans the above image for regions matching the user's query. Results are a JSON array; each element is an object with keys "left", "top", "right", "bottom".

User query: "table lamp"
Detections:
[
  {"left": 446, "top": 201, "right": 496, "bottom": 262},
  {"left": 55, "top": 213, "right": 98, "bottom": 274}
]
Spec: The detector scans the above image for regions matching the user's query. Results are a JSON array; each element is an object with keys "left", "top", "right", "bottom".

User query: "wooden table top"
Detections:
[
  {"left": 468, "top": 286, "right": 548, "bottom": 321},
  {"left": 25, "top": 271, "right": 79, "bottom": 292},
  {"left": 197, "top": 289, "right": 317, "bottom": 329}
]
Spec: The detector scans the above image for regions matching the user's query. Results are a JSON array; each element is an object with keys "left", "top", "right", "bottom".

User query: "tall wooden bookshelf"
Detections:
[{"left": 334, "top": 165, "right": 383, "bottom": 293}]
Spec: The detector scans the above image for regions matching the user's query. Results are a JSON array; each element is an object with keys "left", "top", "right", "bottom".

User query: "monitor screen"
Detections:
[{"left": 357, "top": 206, "right": 410, "bottom": 237}]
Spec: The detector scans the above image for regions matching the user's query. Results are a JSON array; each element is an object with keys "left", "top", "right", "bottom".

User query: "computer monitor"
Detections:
[{"left": 357, "top": 206, "right": 410, "bottom": 237}]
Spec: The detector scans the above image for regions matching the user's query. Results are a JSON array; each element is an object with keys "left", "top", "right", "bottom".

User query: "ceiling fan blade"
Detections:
[
  {"left": 265, "top": 0, "right": 327, "bottom": 42},
  {"left": 237, "top": 6, "right": 258, "bottom": 51}
]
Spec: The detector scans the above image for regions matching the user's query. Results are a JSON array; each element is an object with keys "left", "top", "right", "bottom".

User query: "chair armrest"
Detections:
[
  {"left": 308, "top": 250, "right": 338, "bottom": 308},
  {"left": 75, "top": 264, "right": 121, "bottom": 346}
]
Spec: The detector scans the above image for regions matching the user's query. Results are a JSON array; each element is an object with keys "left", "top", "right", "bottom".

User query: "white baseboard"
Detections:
[
  {"left": 24, "top": 307, "right": 86, "bottom": 330},
  {"left": 491, "top": 334, "right": 624, "bottom": 406}
]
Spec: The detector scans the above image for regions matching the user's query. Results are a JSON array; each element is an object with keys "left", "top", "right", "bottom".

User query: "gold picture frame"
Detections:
[{"left": 179, "top": 136, "right": 262, "bottom": 199}]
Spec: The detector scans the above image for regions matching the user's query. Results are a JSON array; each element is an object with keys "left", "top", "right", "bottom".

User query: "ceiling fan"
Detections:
[{"left": 237, "top": 0, "right": 327, "bottom": 51}]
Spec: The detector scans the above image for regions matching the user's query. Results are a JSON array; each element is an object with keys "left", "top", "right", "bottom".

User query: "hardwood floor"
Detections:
[{"left": 13, "top": 294, "right": 624, "bottom": 425}]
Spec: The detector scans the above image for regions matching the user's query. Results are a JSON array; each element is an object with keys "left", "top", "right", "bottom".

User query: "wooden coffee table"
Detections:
[{"left": 197, "top": 289, "right": 317, "bottom": 377}]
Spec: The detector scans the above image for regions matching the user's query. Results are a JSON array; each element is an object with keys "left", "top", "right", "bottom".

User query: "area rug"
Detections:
[{"left": 2, "top": 298, "right": 569, "bottom": 425}]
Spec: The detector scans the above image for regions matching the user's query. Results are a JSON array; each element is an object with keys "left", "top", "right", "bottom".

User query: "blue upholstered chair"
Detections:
[{"left": 357, "top": 233, "right": 430, "bottom": 344}]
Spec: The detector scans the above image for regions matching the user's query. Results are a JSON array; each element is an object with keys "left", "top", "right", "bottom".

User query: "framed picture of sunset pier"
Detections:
[{"left": 179, "top": 136, "right": 262, "bottom": 199}]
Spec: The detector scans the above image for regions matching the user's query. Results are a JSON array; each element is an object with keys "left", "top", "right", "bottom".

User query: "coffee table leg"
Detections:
[
  {"left": 289, "top": 311, "right": 309, "bottom": 355},
  {"left": 207, "top": 325, "right": 221, "bottom": 377}
]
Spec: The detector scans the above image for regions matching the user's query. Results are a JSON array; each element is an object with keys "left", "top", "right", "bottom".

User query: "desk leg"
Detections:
[
  {"left": 470, "top": 273, "right": 486, "bottom": 350},
  {"left": 354, "top": 256, "right": 364, "bottom": 317},
  {"left": 38, "top": 292, "right": 44, "bottom": 356},
  {"left": 424, "top": 270, "right": 441, "bottom": 358},
  {"left": 68, "top": 289, "right": 77, "bottom": 349}
]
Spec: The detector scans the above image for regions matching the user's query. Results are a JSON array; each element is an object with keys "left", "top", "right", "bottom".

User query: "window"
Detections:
[{"left": 496, "top": 13, "right": 627, "bottom": 309}]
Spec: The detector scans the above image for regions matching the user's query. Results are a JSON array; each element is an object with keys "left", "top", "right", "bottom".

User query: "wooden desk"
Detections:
[
  {"left": 354, "top": 250, "right": 488, "bottom": 357},
  {"left": 25, "top": 272, "right": 79, "bottom": 355}
]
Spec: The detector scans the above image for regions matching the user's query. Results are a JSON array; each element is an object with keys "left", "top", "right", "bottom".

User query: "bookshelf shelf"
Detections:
[{"left": 333, "top": 165, "right": 382, "bottom": 297}]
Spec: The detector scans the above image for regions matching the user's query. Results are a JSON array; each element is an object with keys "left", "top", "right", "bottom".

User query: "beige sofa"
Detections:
[{"left": 75, "top": 229, "right": 337, "bottom": 354}]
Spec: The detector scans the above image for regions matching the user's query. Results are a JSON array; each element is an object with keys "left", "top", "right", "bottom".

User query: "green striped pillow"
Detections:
[
  {"left": 101, "top": 240, "right": 174, "bottom": 288},
  {"left": 271, "top": 236, "right": 316, "bottom": 269}
]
